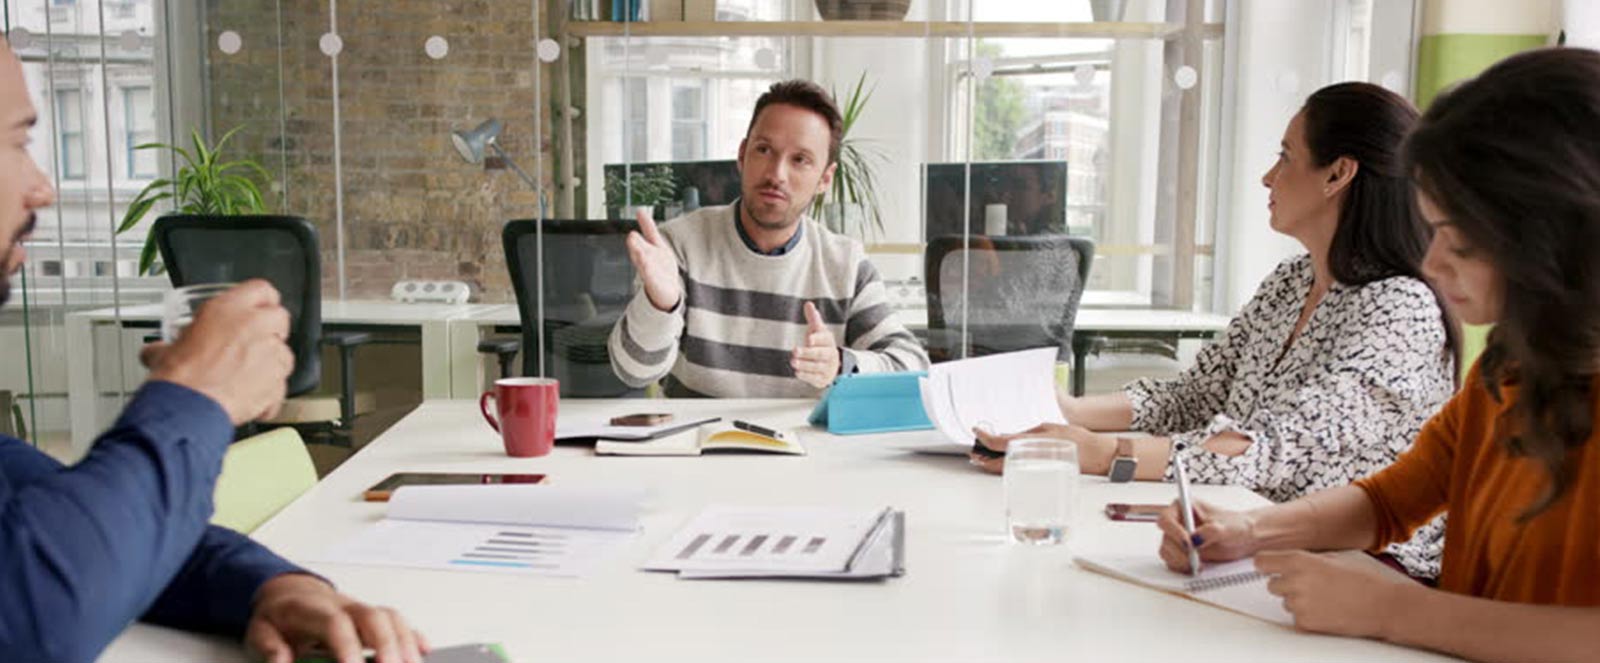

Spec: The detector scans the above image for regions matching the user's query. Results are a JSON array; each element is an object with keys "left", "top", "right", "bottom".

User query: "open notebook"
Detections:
[
  {"left": 1075, "top": 554, "right": 1292, "bottom": 626},
  {"left": 595, "top": 421, "right": 804, "bottom": 456}
]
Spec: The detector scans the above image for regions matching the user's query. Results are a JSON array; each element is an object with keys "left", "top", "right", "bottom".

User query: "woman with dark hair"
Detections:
[
  {"left": 974, "top": 82, "right": 1456, "bottom": 578},
  {"left": 1153, "top": 47, "right": 1600, "bottom": 660}
]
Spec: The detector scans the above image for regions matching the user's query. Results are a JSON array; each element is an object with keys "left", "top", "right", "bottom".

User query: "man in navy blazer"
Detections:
[{"left": 0, "top": 37, "right": 425, "bottom": 663}]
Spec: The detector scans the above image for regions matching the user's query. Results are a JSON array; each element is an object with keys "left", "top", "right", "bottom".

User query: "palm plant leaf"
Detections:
[
  {"left": 812, "top": 73, "right": 887, "bottom": 238},
  {"left": 114, "top": 125, "right": 274, "bottom": 274}
]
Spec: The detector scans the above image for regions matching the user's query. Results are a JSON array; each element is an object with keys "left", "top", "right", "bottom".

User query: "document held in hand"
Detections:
[
  {"left": 317, "top": 484, "right": 642, "bottom": 577},
  {"left": 644, "top": 505, "right": 906, "bottom": 580},
  {"left": 917, "top": 347, "right": 1067, "bottom": 452}
]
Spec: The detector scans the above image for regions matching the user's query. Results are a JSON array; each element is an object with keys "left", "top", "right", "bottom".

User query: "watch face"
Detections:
[{"left": 1109, "top": 458, "right": 1137, "bottom": 482}]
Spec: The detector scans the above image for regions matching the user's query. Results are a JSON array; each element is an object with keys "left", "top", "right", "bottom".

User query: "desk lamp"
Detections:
[
  {"left": 451, "top": 117, "right": 549, "bottom": 376},
  {"left": 451, "top": 118, "right": 541, "bottom": 192}
]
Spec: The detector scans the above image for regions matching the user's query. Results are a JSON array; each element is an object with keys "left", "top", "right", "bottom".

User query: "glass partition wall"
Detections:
[{"left": 2, "top": 0, "right": 1230, "bottom": 453}]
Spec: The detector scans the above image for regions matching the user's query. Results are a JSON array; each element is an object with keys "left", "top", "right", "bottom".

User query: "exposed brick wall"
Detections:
[{"left": 205, "top": 0, "right": 557, "bottom": 302}]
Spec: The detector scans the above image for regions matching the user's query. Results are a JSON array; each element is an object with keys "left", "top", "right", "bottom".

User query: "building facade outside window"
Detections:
[
  {"left": 54, "top": 88, "right": 85, "bottom": 180},
  {"left": 122, "top": 85, "right": 155, "bottom": 179}
]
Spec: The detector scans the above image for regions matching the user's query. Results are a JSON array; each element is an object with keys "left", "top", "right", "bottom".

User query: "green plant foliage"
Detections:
[
  {"left": 604, "top": 164, "right": 679, "bottom": 212},
  {"left": 811, "top": 72, "right": 887, "bottom": 239},
  {"left": 974, "top": 40, "right": 1028, "bottom": 160},
  {"left": 116, "top": 126, "right": 271, "bottom": 275}
]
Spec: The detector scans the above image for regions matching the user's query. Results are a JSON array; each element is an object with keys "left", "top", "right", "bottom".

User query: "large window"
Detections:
[
  {"left": 585, "top": 0, "right": 789, "bottom": 218},
  {"left": 122, "top": 85, "right": 156, "bottom": 179},
  {"left": 54, "top": 88, "right": 85, "bottom": 180},
  {"left": 671, "top": 80, "right": 709, "bottom": 161}
]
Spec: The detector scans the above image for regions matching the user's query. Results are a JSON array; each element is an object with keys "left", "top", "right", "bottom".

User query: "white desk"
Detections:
[
  {"left": 65, "top": 300, "right": 499, "bottom": 454},
  {"left": 101, "top": 400, "right": 1455, "bottom": 663},
  {"left": 446, "top": 306, "right": 1234, "bottom": 398}
]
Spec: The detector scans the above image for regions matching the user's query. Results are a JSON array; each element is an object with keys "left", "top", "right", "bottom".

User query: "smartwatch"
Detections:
[{"left": 1108, "top": 437, "right": 1137, "bottom": 483}]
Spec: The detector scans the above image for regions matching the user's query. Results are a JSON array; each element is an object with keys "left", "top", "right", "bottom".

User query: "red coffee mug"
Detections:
[{"left": 479, "top": 377, "right": 560, "bottom": 458}]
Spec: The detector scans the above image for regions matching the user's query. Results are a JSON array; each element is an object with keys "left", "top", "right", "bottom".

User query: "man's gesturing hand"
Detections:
[
  {"left": 791, "top": 302, "right": 841, "bottom": 389},
  {"left": 145, "top": 279, "right": 294, "bottom": 425},
  {"left": 625, "top": 208, "right": 682, "bottom": 312}
]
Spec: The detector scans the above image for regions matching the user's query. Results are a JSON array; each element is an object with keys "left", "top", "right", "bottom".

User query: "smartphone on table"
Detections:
[
  {"left": 363, "top": 472, "right": 547, "bottom": 502},
  {"left": 1103, "top": 502, "right": 1164, "bottom": 522},
  {"left": 610, "top": 413, "right": 674, "bottom": 426}
]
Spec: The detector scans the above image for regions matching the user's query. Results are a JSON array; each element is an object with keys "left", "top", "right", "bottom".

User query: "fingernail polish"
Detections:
[{"left": 1190, "top": 534, "right": 1204, "bottom": 547}]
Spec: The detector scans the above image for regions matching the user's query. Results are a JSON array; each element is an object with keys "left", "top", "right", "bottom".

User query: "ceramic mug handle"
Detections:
[{"left": 479, "top": 391, "right": 501, "bottom": 432}]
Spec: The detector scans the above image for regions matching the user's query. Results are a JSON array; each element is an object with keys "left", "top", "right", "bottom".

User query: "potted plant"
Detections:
[
  {"left": 604, "top": 165, "right": 679, "bottom": 220},
  {"left": 814, "top": 0, "right": 912, "bottom": 21},
  {"left": 117, "top": 126, "right": 271, "bottom": 275},
  {"left": 811, "top": 73, "right": 887, "bottom": 239}
]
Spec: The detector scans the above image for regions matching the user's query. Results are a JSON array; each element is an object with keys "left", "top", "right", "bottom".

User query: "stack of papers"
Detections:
[
  {"left": 317, "top": 484, "right": 642, "bottom": 577},
  {"left": 644, "top": 506, "right": 905, "bottom": 579},
  {"left": 916, "top": 347, "right": 1067, "bottom": 452}
]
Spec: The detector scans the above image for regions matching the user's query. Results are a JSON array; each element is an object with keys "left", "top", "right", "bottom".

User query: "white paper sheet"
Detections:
[
  {"left": 388, "top": 484, "right": 643, "bottom": 530},
  {"left": 915, "top": 347, "right": 1067, "bottom": 451},
  {"left": 318, "top": 520, "right": 633, "bottom": 577},
  {"left": 644, "top": 506, "right": 889, "bottom": 574},
  {"left": 316, "top": 484, "right": 642, "bottom": 577},
  {"left": 1075, "top": 554, "right": 1292, "bottom": 626}
]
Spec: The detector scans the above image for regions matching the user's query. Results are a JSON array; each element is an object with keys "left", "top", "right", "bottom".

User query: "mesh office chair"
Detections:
[
  {"left": 478, "top": 219, "right": 644, "bottom": 397},
  {"left": 924, "top": 234, "right": 1095, "bottom": 362},
  {"left": 153, "top": 215, "right": 372, "bottom": 445}
]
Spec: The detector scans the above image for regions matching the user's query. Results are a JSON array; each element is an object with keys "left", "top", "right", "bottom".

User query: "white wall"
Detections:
[{"left": 1218, "top": 0, "right": 1339, "bottom": 313}]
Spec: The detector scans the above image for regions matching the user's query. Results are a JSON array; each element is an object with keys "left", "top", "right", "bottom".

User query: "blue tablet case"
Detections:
[{"left": 808, "top": 371, "right": 934, "bottom": 435}]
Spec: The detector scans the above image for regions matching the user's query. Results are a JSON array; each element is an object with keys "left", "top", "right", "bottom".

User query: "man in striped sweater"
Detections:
[{"left": 608, "top": 80, "right": 929, "bottom": 397}]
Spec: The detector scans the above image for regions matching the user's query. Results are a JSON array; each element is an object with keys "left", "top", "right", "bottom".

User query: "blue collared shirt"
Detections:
[
  {"left": 732, "top": 199, "right": 805, "bottom": 256},
  {"left": 0, "top": 381, "right": 302, "bottom": 663}
]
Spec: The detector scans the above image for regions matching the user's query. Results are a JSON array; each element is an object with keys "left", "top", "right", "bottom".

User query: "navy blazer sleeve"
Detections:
[{"left": 0, "top": 382, "right": 302, "bottom": 663}]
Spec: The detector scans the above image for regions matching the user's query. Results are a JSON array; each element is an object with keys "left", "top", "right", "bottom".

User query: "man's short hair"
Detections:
[{"left": 745, "top": 79, "right": 843, "bottom": 165}]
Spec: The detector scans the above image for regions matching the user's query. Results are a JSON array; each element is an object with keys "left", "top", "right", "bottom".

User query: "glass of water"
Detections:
[
  {"left": 161, "top": 283, "right": 235, "bottom": 342},
  {"left": 1004, "top": 437, "right": 1080, "bottom": 545}
]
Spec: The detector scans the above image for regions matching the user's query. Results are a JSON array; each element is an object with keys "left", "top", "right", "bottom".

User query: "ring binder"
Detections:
[{"left": 1185, "top": 570, "right": 1268, "bottom": 593}]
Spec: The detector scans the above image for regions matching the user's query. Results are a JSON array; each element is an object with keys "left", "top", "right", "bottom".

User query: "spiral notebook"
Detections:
[{"left": 1074, "top": 554, "right": 1292, "bottom": 626}]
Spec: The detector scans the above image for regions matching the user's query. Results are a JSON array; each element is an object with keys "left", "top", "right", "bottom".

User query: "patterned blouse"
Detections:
[{"left": 1124, "top": 254, "right": 1453, "bottom": 577}]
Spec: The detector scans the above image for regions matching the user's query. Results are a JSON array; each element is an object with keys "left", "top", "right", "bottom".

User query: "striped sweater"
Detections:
[{"left": 608, "top": 203, "right": 930, "bottom": 397}]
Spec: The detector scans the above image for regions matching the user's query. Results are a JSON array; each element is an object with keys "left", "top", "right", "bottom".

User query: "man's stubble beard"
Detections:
[{"left": 747, "top": 189, "right": 818, "bottom": 232}]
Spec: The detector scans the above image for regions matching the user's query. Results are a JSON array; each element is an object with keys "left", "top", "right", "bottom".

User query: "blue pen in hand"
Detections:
[{"left": 1174, "top": 460, "right": 1202, "bottom": 577}]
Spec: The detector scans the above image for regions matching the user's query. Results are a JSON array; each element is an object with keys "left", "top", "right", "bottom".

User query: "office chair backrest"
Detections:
[
  {"left": 153, "top": 215, "right": 322, "bottom": 396},
  {"left": 502, "top": 219, "right": 641, "bottom": 397},
  {"left": 925, "top": 234, "right": 1095, "bottom": 360}
]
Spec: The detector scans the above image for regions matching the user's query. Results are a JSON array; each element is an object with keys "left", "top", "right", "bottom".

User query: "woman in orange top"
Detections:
[{"left": 1154, "top": 47, "right": 1600, "bottom": 662}]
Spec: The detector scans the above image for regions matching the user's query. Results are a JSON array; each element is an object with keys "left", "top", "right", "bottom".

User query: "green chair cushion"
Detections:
[{"left": 212, "top": 427, "right": 317, "bottom": 534}]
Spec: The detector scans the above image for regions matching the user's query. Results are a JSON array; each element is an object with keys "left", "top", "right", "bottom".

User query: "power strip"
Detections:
[{"left": 391, "top": 280, "right": 471, "bottom": 304}]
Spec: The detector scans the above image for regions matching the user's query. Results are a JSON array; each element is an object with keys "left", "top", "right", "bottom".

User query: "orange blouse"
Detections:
[{"left": 1356, "top": 366, "right": 1600, "bottom": 605}]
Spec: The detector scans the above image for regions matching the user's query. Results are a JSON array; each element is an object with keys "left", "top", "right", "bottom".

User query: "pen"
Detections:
[
  {"left": 1174, "top": 460, "right": 1202, "bottom": 577},
  {"left": 733, "top": 419, "right": 782, "bottom": 439}
]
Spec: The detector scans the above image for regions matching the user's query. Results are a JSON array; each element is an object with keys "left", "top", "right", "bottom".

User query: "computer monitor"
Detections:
[
  {"left": 602, "top": 159, "right": 740, "bottom": 212},
  {"left": 922, "top": 160, "right": 1069, "bottom": 239}
]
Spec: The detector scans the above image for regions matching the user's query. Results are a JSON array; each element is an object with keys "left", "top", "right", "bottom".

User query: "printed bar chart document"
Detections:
[
  {"left": 644, "top": 505, "right": 905, "bottom": 579},
  {"left": 317, "top": 484, "right": 642, "bottom": 577}
]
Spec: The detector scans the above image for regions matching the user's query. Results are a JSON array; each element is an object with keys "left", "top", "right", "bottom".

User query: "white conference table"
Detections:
[
  {"left": 445, "top": 306, "right": 1234, "bottom": 398},
  {"left": 64, "top": 300, "right": 497, "bottom": 454},
  {"left": 101, "top": 399, "right": 1456, "bottom": 663}
]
